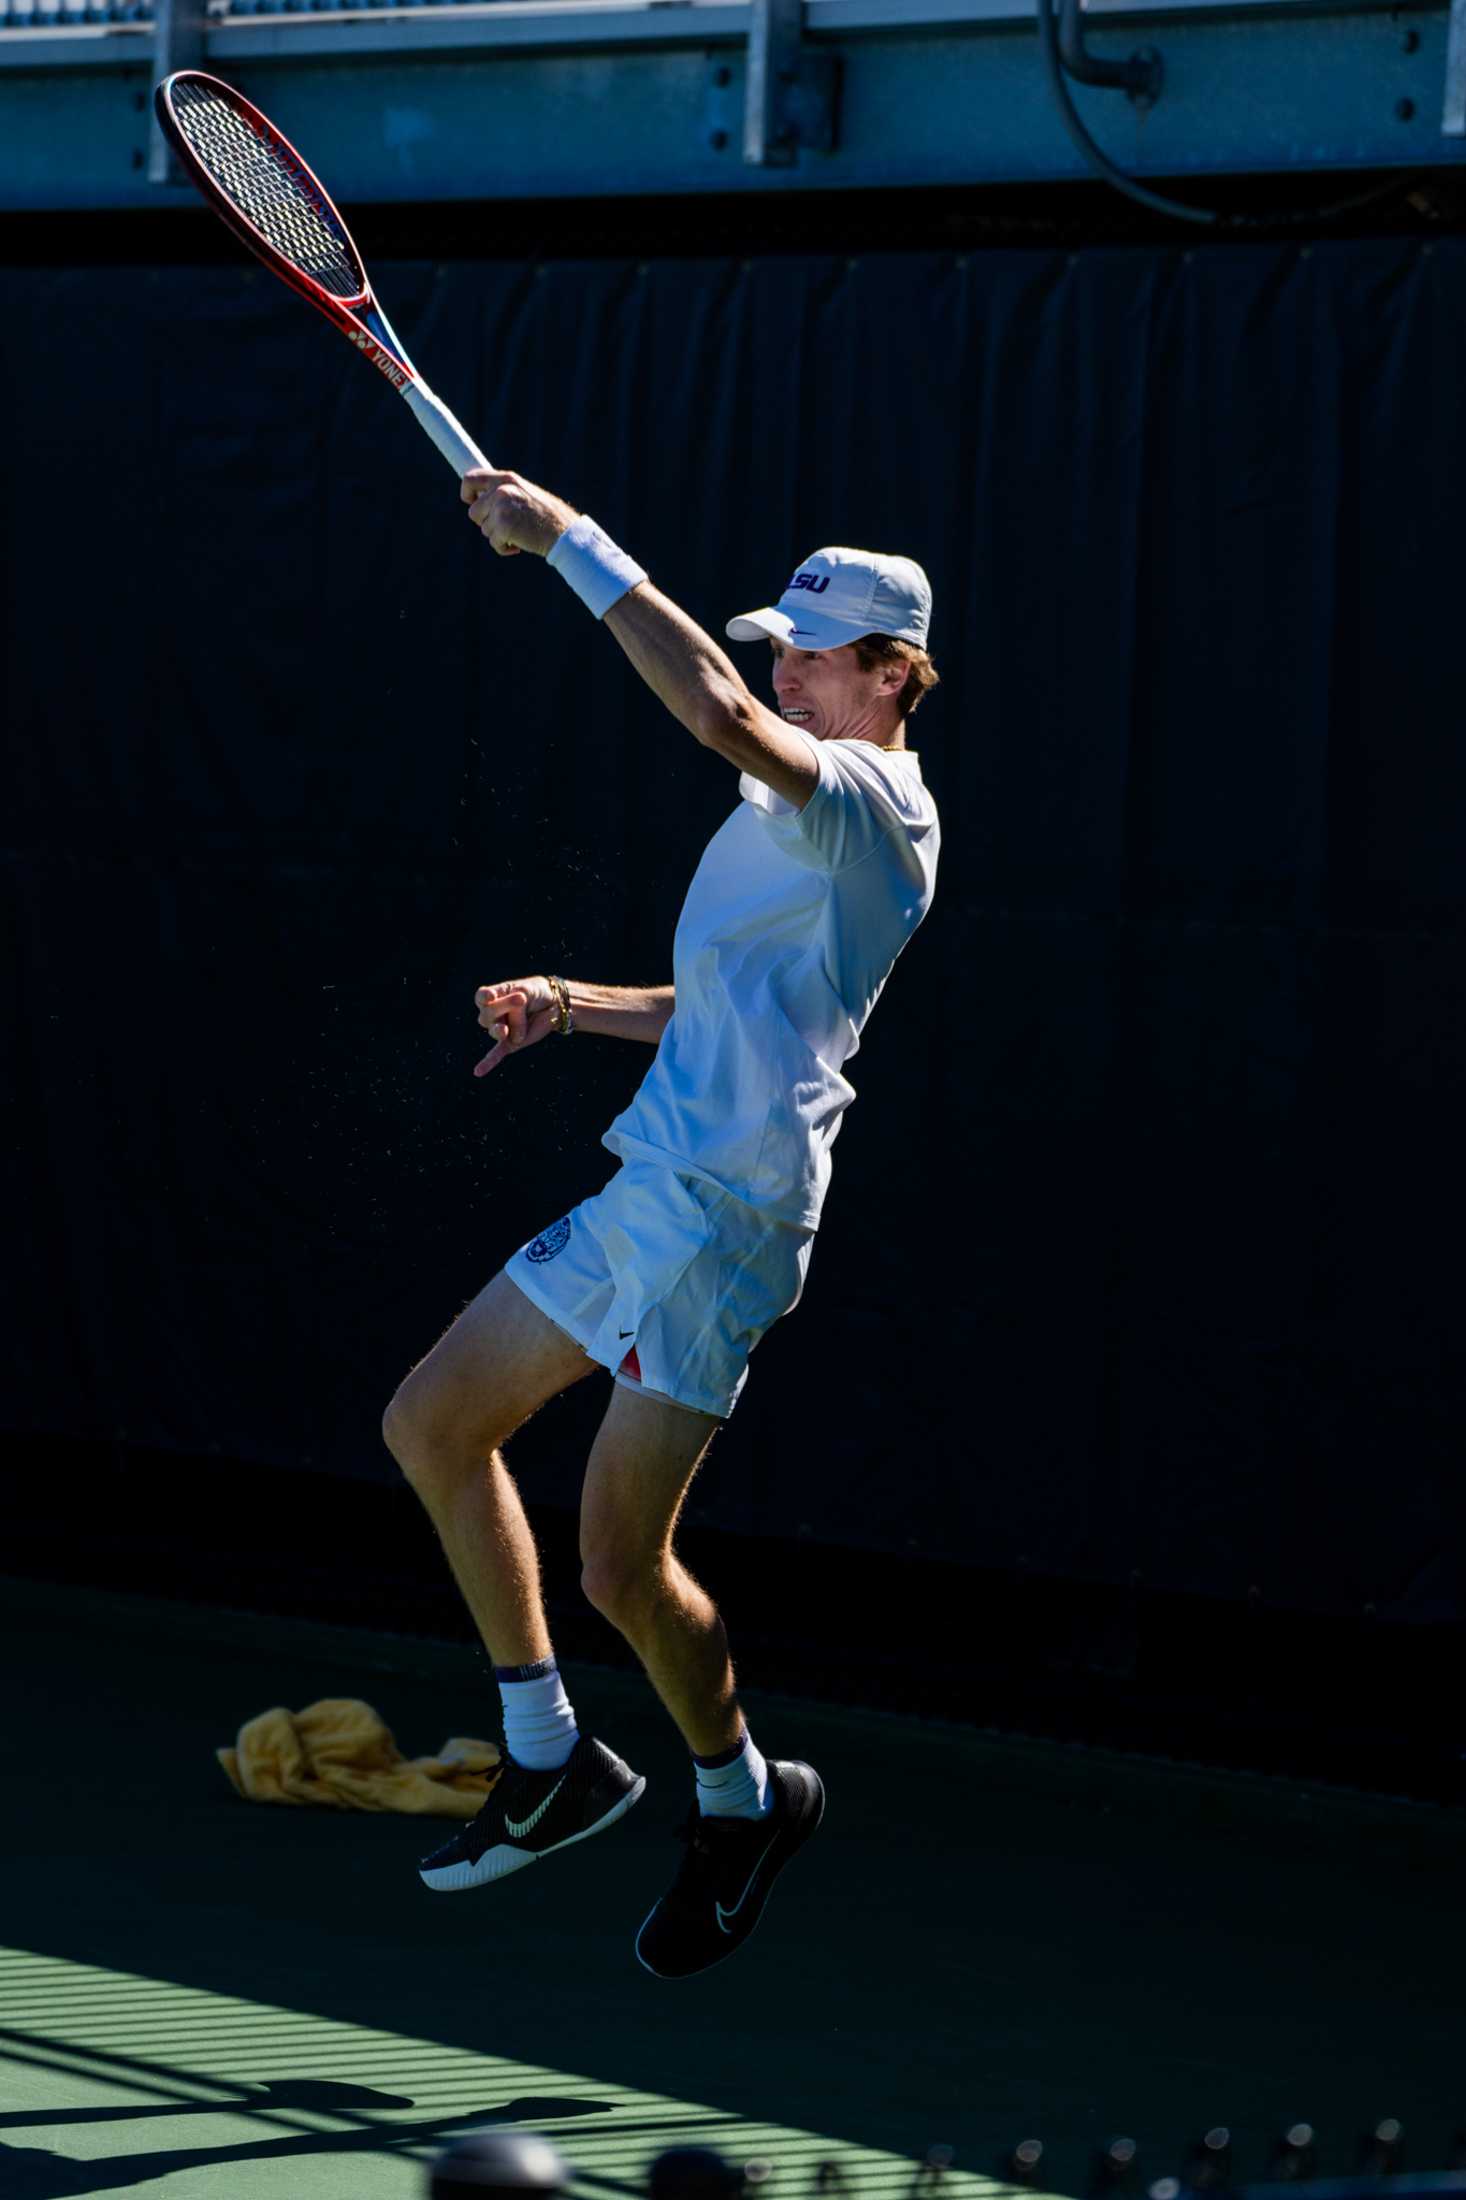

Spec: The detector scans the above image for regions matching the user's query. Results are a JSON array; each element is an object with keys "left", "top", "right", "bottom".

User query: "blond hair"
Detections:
[{"left": 852, "top": 633, "right": 941, "bottom": 718}]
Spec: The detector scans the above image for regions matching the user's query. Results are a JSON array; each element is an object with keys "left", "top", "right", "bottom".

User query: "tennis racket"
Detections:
[{"left": 154, "top": 70, "right": 489, "bottom": 478}]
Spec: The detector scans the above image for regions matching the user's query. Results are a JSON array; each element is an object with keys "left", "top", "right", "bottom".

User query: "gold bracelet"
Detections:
[{"left": 546, "top": 974, "right": 574, "bottom": 1036}]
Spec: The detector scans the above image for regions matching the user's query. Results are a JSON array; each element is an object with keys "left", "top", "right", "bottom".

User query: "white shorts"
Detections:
[{"left": 503, "top": 1161, "right": 813, "bottom": 1419}]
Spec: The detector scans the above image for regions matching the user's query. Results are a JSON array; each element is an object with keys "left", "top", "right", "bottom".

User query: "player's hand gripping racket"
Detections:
[{"left": 155, "top": 70, "right": 489, "bottom": 477}]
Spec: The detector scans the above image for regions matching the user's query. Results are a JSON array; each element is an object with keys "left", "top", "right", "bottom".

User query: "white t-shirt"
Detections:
[{"left": 602, "top": 732, "right": 940, "bottom": 1228}]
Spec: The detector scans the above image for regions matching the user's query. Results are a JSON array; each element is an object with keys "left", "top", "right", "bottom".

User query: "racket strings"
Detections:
[{"left": 170, "top": 80, "right": 364, "bottom": 300}]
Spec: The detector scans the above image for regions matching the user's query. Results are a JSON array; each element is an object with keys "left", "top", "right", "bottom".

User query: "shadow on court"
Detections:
[
  {"left": 5, "top": 1578, "right": 1465, "bottom": 2200},
  {"left": 0, "top": 2085, "right": 620, "bottom": 2199}
]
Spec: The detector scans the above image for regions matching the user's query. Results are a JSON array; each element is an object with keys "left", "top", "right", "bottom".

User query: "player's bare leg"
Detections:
[
  {"left": 384, "top": 1271, "right": 646, "bottom": 1892},
  {"left": 578, "top": 1383, "right": 825, "bottom": 1979},
  {"left": 383, "top": 1268, "right": 593, "bottom": 1665},
  {"left": 577, "top": 1384, "right": 740, "bottom": 1757}
]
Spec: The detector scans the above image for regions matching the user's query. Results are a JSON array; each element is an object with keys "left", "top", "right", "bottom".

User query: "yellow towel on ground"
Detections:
[{"left": 218, "top": 1698, "right": 501, "bottom": 1816}]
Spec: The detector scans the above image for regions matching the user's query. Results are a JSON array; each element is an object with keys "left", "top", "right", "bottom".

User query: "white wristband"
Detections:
[{"left": 546, "top": 514, "right": 648, "bottom": 620}]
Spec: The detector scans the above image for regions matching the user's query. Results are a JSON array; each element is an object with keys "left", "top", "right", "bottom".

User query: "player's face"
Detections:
[{"left": 769, "top": 640, "right": 897, "bottom": 744}]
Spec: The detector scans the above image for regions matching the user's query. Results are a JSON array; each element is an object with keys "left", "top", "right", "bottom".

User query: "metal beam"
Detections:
[
  {"left": 1444, "top": 0, "right": 1466, "bottom": 131},
  {"left": 744, "top": 0, "right": 796, "bottom": 164},
  {"left": 743, "top": 0, "right": 837, "bottom": 166},
  {"left": 0, "top": 0, "right": 1445, "bottom": 71},
  {"left": 0, "top": 25, "right": 147, "bottom": 63},
  {"left": 146, "top": 0, "right": 206, "bottom": 182},
  {"left": 0, "top": 0, "right": 1459, "bottom": 207}
]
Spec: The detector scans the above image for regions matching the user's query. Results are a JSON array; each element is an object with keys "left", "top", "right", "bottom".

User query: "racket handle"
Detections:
[{"left": 401, "top": 377, "right": 492, "bottom": 478}]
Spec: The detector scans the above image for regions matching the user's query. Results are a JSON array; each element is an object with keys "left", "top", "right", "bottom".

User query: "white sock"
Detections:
[
  {"left": 495, "top": 1656, "right": 579, "bottom": 1771},
  {"left": 694, "top": 1729, "right": 772, "bottom": 1819}
]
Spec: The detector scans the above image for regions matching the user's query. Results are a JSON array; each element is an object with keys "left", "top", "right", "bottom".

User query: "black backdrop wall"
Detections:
[{"left": 3, "top": 237, "right": 1462, "bottom": 1626}]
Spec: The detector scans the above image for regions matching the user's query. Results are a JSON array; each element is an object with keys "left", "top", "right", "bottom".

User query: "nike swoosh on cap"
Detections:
[
  {"left": 715, "top": 1829, "right": 780, "bottom": 1932},
  {"left": 504, "top": 1772, "right": 569, "bottom": 1839}
]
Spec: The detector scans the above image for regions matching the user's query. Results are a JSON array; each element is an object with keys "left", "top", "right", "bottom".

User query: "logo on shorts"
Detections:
[{"left": 525, "top": 1217, "right": 571, "bottom": 1263}]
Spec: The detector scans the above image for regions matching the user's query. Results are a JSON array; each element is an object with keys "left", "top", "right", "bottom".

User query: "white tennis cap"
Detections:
[{"left": 726, "top": 546, "right": 932, "bottom": 653}]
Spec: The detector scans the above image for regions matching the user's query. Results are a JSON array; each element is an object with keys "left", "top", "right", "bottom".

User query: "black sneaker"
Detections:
[
  {"left": 635, "top": 1759, "right": 824, "bottom": 1979},
  {"left": 419, "top": 1735, "right": 644, "bottom": 1893}
]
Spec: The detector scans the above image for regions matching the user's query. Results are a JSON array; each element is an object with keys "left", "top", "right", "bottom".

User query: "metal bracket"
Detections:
[
  {"left": 744, "top": 0, "right": 839, "bottom": 168},
  {"left": 146, "top": 0, "right": 208, "bottom": 185},
  {"left": 1059, "top": 0, "right": 1163, "bottom": 110},
  {"left": 1445, "top": 0, "right": 1466, "bottom": 135}
]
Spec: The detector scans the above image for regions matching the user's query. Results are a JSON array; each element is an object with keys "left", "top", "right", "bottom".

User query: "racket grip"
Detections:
[{"left": 401, "top": 377, "right": 492, "bottom": 478}]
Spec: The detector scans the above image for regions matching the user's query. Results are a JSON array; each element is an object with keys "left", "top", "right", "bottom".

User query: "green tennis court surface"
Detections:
[
  {"left": 0, "top": 1946, "right": 1006, "bottom": 2199},
  {"left": 6, "top": 1578, "right": 1465, "bottom": 2200}
]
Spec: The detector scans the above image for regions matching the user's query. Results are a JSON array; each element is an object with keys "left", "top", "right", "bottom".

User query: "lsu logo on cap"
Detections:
[{"left": 788, "top": 571, "right": 831, "bottom": 594}]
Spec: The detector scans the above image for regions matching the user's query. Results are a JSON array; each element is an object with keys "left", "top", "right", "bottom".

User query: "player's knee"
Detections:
[
  {"left": 579, "top": 1546, "right": 660, "bottom": 1634},
  {"left": 381, "top": 1382, "right": 427, "bottom": 1479},
  {"left": 381, "top": 1371, "right": 462, "bottom": 1488},
  {"left": 384, "top": 1363, "right": 522, "bottom": 1494}
]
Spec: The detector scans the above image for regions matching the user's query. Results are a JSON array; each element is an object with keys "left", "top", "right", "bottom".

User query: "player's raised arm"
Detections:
[
  {"left": 602, "top": 586, "right": 818, "bottom": 809},
  {"left": 460, "top": 468, "right": 818, "bottom": 808}
]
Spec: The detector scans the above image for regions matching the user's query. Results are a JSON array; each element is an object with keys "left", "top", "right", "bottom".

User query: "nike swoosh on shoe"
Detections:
[
  {"left": 714, "top": 1829, "right": 780, "bottom": 1932},
  {"left": 504, "top": 1772, "right": 569, "bottom": 1839}
]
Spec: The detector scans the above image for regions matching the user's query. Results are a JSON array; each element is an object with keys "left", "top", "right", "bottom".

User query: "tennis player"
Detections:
[{"left": 383, "top": 470, "right": 940, "bottom": 1978}]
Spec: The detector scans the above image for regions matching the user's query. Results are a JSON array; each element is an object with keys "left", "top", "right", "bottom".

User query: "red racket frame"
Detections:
[{"left": 155, "top": 70, "right": 490, "bottom": 474}]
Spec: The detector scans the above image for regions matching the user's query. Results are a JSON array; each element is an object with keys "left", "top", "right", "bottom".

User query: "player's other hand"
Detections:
[
  {"left": 473, "top": 977, "right": 559, "bottom": 1077},
  {"left": 462, "top": 469, "right": 577, "bottom": 560}
]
